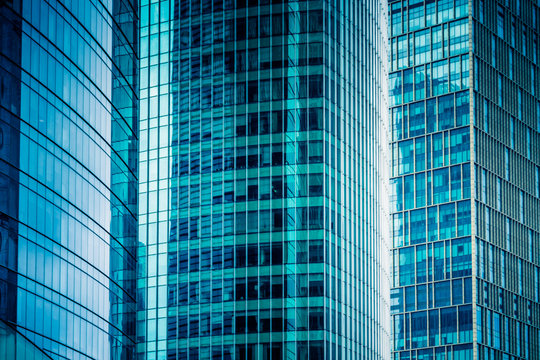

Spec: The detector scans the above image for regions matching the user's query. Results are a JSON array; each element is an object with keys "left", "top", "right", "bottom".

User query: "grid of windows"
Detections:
[
  {"left": 391, "top": 0, "right": 540, "bottom": 359},
  {"left": 0, "top": 1, "right": 138, "bottom": 359},
  {"left": 473, "top": 0, "right": 540, "bottom": 359},
  {"left": 139, "top": 0, "right": 389, "bottom": 359},
  {"left": 389, "top": 0, "right": 473, "bottom": 358}
]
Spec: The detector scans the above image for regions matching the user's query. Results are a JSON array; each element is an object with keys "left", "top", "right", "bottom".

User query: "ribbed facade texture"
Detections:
[
  {"left": 138, "top": 0, "right": 390, "bottom": 359},
  {"left": 0, "top": 0, "right": 139, "bottom": 359},
  {"left": 390, "top": 0, "right": 540, "bottom": 359}
]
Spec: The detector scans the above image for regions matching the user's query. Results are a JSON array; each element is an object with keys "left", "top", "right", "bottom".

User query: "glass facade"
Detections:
[
  {"left": 390, "top": 0, "right": 540, "bottom": 359},
  {"left": 138, "top": 0, "right": 389, "bottom": 359},
  {"left": 0, "top": 0, "right": 138, "bottom": 359}
]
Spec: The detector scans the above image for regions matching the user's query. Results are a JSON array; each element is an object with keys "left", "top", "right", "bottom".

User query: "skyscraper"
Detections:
[
  {"left": 0, "top": 1, "right": 138, "bottom": 359},
  {"left": 390, "top": 0, "right": 540, "bottom": 358},
  {"left": 138, "top": 0, "right": 390, "bottom": 359}
]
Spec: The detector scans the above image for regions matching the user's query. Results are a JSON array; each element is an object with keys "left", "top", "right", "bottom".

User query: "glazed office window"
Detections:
[
  {"left": 449, "top": 19, "right": 468, "bottom": 56},
  {"left": 452, "top": 237, "right": 471, "bottom": 277},
  {"left": 415, "top": 30, "right": 431, "bottom": 65},
  {"left": 409, "top": 2, "right": 424, "bottom": 32},
  {"left": 397, "top": 35, "right": 408, "bottom": 69},
  {"left": 426, "top": 310, "right": 439, "bottom": 346},
  {"left": 432, "top": 60, "right": 449, "bottom": 96},
  {"left": 450, "top": 166, "right": 462, "bottom": 200},
  {"left": 432, "top": 26, "right": 443, "bottom": 61},
  {"left": 398, "top": 140, "right": 414, "bottom": 174},
  {"left": 394, "top": 315, "right": 405, "bottom": 350},
  {"left": 416, "top": 245, "right": 427, "bottom": 283},
  {"left": 391, "top": 3, "right": 403, "bottom": 36},
  {"left": 497, "top": 5, "right": 505, "bottom": 39},
  {"left": 440, "top": 307, "right": 458, "bottom": 344},
  {"left": 450, "top": 128, "right": 470, "bottom": 164},
  {"left": 404, "top": 175, "right": 415, "bottom": 210},
  {"left": 433, "top": 168, "right": 449, "bottom": 204},
  {"left": 410, "top": 209, "right": 426, "bottom": 244},
  {"left": 399, "top": 246, "right": 415, "bottom": 286},
  {"left": 403, "top": 69, "right": 414, "bottom": 103},
  {"left": 411, "top": 311, "right": 428, "bottom": 348},
  {"left": 455, "top": 91, "right": 469, "bottom": 126},
  {"left": 438, "top": 0, "right": 454, "bottom": 23},
  {"left": 416, "top": 172, "right": 427, "bottom": 207},
  {"left": 455, "top": 0, "right": 468, "bottom": 18},
  {"left": 415, "top": 66, "right": 426, "bottom": 100},
  {"left": 390, "top": 72, "right": 403, "bottom": 106},
  {"left": 409, "top": 101, "right": 425, "bottom": 136},
  {"left": 438, "top": 94, "right": 454, "bottom": 130},
  {"left": 439, "top": 203, "right": 456, "bottom": 239},
  {"left": 415, "top": 137, "right": 426, "bottom": 171},
  {"left": 450, "top": 57, "right": 461, "bottom": 91}
]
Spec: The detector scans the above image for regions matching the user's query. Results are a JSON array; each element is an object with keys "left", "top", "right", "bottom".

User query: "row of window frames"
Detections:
[
  {"left": 164, "top": 342, "right": 322, "bottom": 360},
  {"left": 172, "top": 0, "right": 307, "bottom": 19},
  {"left": 389, "top": 0, "right": 468, "bottom": 37},
  {"left": 168, "top": 274, "right": 325, "bottom": 306},
  {"left": 171, "top": 142, "right": 325, "bottom": 176},
  {"left": 172, "top": 77, "right": 325, "bottom": 111},
  {"left": 487, "top": 35, "right": 538, "bottom": 88},
  {"left": 394, "top": 127, "right": 470, "bottom": 176},
  {"left": 395, "top": 236, "right": 473, "bottom": 285},
  {"left": 170, "top": 108, "right": 324, "bottom": 143},
  {"left": 168, "top": 207, "right": 326, "bottom": 240},
  {"left": 389, "top": 56, "right": 470, "bottom": 107},
  {"left": 391, "top": 21, "right": 470, "bottom": 72},
  {"left": 167, "top": 307, "right": 325, "bottom": 340},
  {"left": 392, "top": 164, "right": 472, "bottom": 211},
  {"left": 477, "top": 308, "right": 535, "bottom": 357},
  {"left": 174, "top": 10, "right": 325, "bottom": 49},
  {"left": 391, "top": 277, "right": 473, "bottom": 314},
  {"left": 477, "top": 280, "right": 537, "bottom": 324},
  {"left": 393, "top": 305, "right": 473, "bottom": 350},
  {"left": 392, "top": 345, "right": 472, "bottom": 360},
  {"left": 481, "top": 100, "right": 540, "bottom": 155},
  {"left": 169, "top": 45, "right": 324, "bottom": 81},
  {"left": 173, "top": 174, "right": 324, "bottom": 206},
  {"left": 391, "top": 90, "right": 470, "bottom": 142},
  {"left": 393, "top": 202, "right": 472, "bottom": 252},
  {"left": 168, "top": 241, "right": 324, "bottom": 273},
  {"left": 491, "top": 2, "right": 538, "bottom": 60}
]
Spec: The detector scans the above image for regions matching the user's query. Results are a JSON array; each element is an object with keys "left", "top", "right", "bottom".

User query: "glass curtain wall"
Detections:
[
  {"left": 138, "top": 0, "right": 389, "bottom": 359},
  {"left": 0, "top": 0, "right": 139, "bottom": 359},
  {"left": 390, "top": 0, "right": 540, "bottom": 359}
]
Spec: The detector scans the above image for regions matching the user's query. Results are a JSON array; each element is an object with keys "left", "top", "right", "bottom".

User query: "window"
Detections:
[
  {"left": 433, "top": 168, "right": 449, "bottom": 204},
  {"left": 409, "top": 2, "right": 424, "bottom": 31},
  {"left": 449, "top": 20, "right": 468, "bottom": 56},
  {"left": 411, "top": 311, "right": 428, "bottom": 348},
  {"left": 403, "top": 69, "right": 414, "bottom": 103},
  {"left": 438, "top": 94, "right": 454, "bottom": 130},
  {"left": 440, "top": 307, "right": 457, "bottom": 344},
  {"left": 390, "top": 72, "right": 402, "bottom": 106},
  {"left": 415, "top": 66, "right": 426, "bottom": 100},
  {"left": 452, "top": 236, "right": 471, "bottom": 277},
  {"left": 438, "top": 0, "right": 454, "bottom": 23},
  {"left": 399, "top": 140, "right": 414, "bottom": 174},
  {"left": 432, "top": 60, "right": 449, "bottom": 96},
  {"left": 439, "top": 203, "right": 455, "bottom": 239},
  {"left": 399, "top": 246, "right": 415, "bottom": 286},
  {"left": 391, "top": 2, "right": 403, "bottom": 36},
  {"left": 497, "top": 5, "right": 505, "bottom": 39},
  {"left": 409, "top": 101, "right": 425, "bottom": 136}
]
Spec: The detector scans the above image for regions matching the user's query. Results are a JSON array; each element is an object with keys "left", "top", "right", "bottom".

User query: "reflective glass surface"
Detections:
[
  {"left": 138, "top": 0, "right": 389, "bottom": 359},
  {"left": 389, "top": 0, "right": 473, "bottom": 358},
  {"left": 0, "top": 0, "right": 139, "bottom": 359},
  {"left": 390, "top": 0, "right": 540, "bottom": 359}
]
